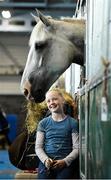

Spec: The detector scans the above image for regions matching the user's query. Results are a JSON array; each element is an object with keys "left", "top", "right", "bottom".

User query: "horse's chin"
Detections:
[
  {"left": 34, "top": 95, "right": 45, "bottom": 103},
  {"left": 25, "top": 91, "right": 45, "bottom": 103}
]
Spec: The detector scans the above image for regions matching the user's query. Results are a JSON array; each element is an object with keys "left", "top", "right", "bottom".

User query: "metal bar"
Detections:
[
  {"left": 0, "top": 42, "right": 21, "bottom": 68},
  {"left": 47, "top": 3, "right": 76, "bottom": 9},
  {"left": 0, "top": 2, "right": 46, "bottom": 8},
  {"left": 0, "top": 2, "right": 75, "bottom": 9},
  {"left": 79, "top": 70, "right": 111, "bottom": 95},
  {"left": 74, "top": 0, "right": 80, "bottom": 17}
]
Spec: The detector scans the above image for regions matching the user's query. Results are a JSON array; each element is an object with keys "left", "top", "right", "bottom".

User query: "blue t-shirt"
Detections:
[{"left": 37, "top": 115, "right": 78, "bottom": 160}]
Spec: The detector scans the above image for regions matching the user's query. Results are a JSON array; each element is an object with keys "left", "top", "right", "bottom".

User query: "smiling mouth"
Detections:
[{"left": 50, "top": 105, "right": 58, "bottom": 110}]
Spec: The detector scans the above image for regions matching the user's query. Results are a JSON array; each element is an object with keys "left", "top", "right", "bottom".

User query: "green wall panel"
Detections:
[
  {"left": 80, "top": 95, "right": 85, "bottom": 177},
  {"left": 88, "top": 79, "right": 111, "bottom": 178}
]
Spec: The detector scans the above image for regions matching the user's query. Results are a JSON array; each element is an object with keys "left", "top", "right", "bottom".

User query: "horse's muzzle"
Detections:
[
  {"left": 23, "top": 81, "right": 34, "bottom": 102},
  {"left": 23, "top": 80, "right": 45, "bottom": 102}
]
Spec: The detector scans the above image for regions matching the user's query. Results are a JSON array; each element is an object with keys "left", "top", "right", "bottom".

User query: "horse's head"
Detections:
[{"left": 21, "top": 10, "right": 85, "bottom": 102}]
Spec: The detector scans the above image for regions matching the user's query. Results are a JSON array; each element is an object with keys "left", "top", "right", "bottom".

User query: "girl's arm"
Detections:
[
  {"left": 35, "top": 131, "right": 49, "bottom": 164},
  {"left": 63, "top": 132, "right": 79, "bottom": 166}
]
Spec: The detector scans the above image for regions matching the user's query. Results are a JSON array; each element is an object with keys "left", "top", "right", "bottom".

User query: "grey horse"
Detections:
[{"left": 21, "top": 10, "right": 85, "bottom": 102}]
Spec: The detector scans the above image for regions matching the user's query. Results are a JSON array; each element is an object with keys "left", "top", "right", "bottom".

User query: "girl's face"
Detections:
[{"left": 45, "top": 91, "right": 64, "bottom": 114}]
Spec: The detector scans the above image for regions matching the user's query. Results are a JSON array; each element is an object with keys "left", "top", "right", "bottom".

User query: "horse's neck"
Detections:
[
  {"left": 68, "top": 20, "right": 85, "bottom": 50},
  {"left": 59, "top": 19, "right": 85, "bottom": 50},
  {"left": 59, "top": 19, "right": 84, "bottom": 34},
  {"left": 66, "top": 20, "right": 85, "bottom": 65}
]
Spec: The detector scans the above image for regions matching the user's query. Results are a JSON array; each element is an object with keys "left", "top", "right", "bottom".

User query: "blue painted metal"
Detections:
[{"left": 0, "top": 150, "right": 19, "bottom": 179}]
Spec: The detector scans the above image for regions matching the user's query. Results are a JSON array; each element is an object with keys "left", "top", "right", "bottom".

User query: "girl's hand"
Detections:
[
  {"left": 52, "top": 159, "right": 66, "bottom": 169},
  {"left": 44, "top": 158, "right": 53, "bottom": 169}
]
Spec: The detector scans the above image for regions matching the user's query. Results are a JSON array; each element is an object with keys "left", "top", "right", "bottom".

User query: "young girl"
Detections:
[{"left": 35, "top": 89, "right": 79, "bottom": 179}]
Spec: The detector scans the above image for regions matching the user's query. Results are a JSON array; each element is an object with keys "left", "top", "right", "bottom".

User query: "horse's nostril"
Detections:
[{"left": 24, "top": 89, "right": 29, "bottom": 97}]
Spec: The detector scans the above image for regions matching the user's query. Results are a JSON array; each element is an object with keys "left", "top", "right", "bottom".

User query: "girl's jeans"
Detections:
[{"left": 38, "top": 160, "right": 79, "bottom": 179}]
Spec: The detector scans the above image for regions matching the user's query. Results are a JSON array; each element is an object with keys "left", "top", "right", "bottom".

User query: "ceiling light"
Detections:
[{"left": 2, "top": 10, "right": 11, "bottom": 19}]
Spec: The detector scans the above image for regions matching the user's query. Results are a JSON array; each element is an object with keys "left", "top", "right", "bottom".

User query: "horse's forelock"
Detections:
[{"left": 29, "top": 21, "right": 51, "bottom": 46}]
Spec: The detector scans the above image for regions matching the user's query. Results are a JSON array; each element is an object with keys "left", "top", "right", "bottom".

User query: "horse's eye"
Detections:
[{"left": 35, "top": 42, "right": 46, "bottom": 50}]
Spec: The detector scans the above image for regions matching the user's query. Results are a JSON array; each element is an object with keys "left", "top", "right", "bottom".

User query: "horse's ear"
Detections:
[
  {"left": 31, "top": 13, "right": 39, "bottom": 23},
  {"left": 36, "top": 9, "right": 51, "bottom": 27}
]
